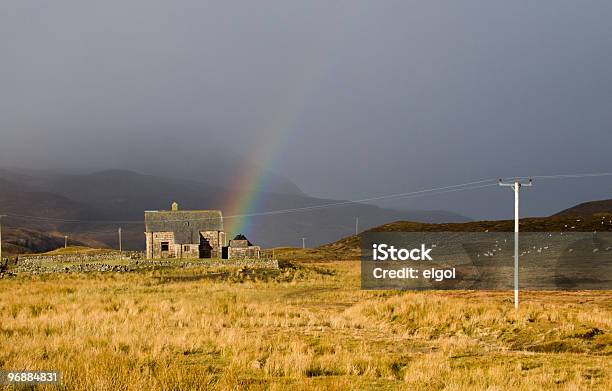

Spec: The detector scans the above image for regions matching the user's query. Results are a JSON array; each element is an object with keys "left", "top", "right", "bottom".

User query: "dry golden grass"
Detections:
[
  {"left": 38, "top": 246, "right": 116, "bottom": 255},
  {"left": 0, "top": 261, "right": 610, "bottom": 390}
]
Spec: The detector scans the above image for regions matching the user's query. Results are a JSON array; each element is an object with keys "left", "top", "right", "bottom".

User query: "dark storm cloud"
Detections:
[{"left": 1, "top": 1, "right": 612, "bottom": 219}]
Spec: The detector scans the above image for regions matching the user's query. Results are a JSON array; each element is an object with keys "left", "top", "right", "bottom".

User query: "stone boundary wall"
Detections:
[
  {"left": 8, "top": 258, "right": 279, "bottom": 275},
  {"left": 14, "top": 251, "right": 144, "bottom": 264}
]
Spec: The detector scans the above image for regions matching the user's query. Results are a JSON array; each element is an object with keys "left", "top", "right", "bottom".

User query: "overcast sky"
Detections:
[{"left": 1, "top": 1, "right": 612, "bottom": 219}]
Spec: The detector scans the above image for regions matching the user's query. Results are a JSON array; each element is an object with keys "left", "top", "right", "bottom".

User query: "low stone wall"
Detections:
[
  {"left": 15, "top": 251, "right": 144, "bottom": 264},
  {"left": 9, "top": 258, "right": 279, "bottom": 275}
]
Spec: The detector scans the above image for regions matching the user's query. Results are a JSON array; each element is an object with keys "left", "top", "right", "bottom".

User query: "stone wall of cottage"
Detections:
[
  {"left": 147, "top": 230, "right": 226, "bottom": 259},
  {"left": 200, "top": 230, "right": 225, "bottom": 258},
  {"left": 151, "top": 232, "right": 176, "bottom": 259}
]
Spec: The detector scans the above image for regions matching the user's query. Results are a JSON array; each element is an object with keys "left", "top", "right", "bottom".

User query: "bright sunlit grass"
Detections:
[{"left": 0, "top": 261, "right": 610, "bottom": 390}]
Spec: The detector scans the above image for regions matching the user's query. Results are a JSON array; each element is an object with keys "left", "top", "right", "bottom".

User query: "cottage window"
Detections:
[
  {"left": 161, "top": 242, "right": 169, "bottom": 251},
  {"left": 184, "top": 245, "right": 189, "bottom": 251}
]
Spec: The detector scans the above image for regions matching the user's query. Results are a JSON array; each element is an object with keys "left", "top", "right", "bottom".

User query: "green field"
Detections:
[{"left": 0, "top": 261, "right": 610, "bottom": 390}]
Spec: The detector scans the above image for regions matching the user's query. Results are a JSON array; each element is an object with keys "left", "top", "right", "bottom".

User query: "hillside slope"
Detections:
[
  {"left": 0, "top": 178, "right": 95, "bottom": 224},
  {"left": 319, "top": 213, "right": 612, "bottom": 259},
  {"left": 0, "top": 227, "right": 97, "bottom": 256},
  {"left": 554, "top": 199, "right": 612, "bottom": 217}
]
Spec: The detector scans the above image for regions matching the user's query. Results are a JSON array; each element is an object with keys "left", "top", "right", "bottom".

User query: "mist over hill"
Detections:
[
  {"left": 0, "top": 167, "right": 468, "bottom": 254},
  {"left": 1, "top": 1, "right": 612, "bottom": 251},
  {"left": 1, "top": 145, "right": 305, "bottom": 198},
  {"left": 3, "top": 165, "right": 612, "bottom": 256}
]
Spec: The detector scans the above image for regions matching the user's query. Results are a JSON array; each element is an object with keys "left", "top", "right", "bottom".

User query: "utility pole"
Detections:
[
  {"left": 118, "top": 227, "right": 122, "bottom": 259},
  {"left": 64, "top": 235, "right": 68, "bottom": 249},
  {"left": 355, "top": 217, "right": 359, "bottom": 235},
  {"left": 499, "top": 178, "right": 533, "bottom": 309},
  {"left": 0, "top": 215, "right": 6, "bottom": 262},
  {"left": 301, "top": 237, "right": 306, "bottom": 249}
]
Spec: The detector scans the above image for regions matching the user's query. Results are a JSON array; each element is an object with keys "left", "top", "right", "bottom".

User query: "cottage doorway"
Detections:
[{"left": 199, "top": 236, "right": 213, "bottom": 258}]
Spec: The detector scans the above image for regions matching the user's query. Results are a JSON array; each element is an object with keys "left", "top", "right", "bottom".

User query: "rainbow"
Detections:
[
  {"left": 222, "top": 9, "right": 362, "bottom": 238},
  {"left": 222, "top": 133, "right": 283, "bottom": 238},
  {"left": 222, "top": 74, "right": 316, "bottom": 237}
]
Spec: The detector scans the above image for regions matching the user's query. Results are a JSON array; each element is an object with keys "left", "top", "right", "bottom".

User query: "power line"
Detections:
[
  {"left": 51, "top": 228, "right": 121, "bottom": 235},
  {"left": 0, "top": 180, "right": 500, "bottom": 224},
  {"left": 1, "top": 171, "right": 611, "bottom": 225},
  {"left": 516, "top": 172, "right": 612, "bottom": 181}
]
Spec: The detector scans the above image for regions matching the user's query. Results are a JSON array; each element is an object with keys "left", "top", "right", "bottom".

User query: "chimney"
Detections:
[{"left": 171, "top": 201, "right": 179, "bottom": 211}]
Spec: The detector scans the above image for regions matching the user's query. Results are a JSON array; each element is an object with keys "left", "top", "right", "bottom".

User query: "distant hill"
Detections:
[
  {"left": 3, "top": 166, "right": 612, "bottom": 257},
  {"left": 0, "top": 227, "right": 95, "bottom": 256},
  {"left": 0, "top": 168, "right": 469, "bottom": 252},
  {"left": 319, "top": 213, "right": 612, "bottom": 259},
  {"left": 0, "top": 177, "right": 96, "bottom": 226},
  {"left": 553, "top": 199, "right": 612, "bottom": 217}
]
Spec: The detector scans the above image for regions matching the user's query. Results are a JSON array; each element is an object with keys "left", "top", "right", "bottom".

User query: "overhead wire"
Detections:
[{"left": 1, "top": 171, "right": 611, "bottom": 225}]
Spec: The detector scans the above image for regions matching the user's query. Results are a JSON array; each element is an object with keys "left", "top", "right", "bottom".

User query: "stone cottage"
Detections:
[{"left": 144, "top": 202, "right": 226, "bottom": 259}]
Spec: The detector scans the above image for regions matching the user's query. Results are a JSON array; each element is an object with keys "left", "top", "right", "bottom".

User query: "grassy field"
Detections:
[
  {"left": 37, "top": 246, "right": 116, "bottom": 255},
  {"left": 0, "top": 261, "right": 610, "bottom": 390}
]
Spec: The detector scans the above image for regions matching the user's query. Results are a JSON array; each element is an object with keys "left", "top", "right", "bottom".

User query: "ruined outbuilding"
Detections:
[{"left": 223, "top": 234, "right": 261, "bottom": 259}]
